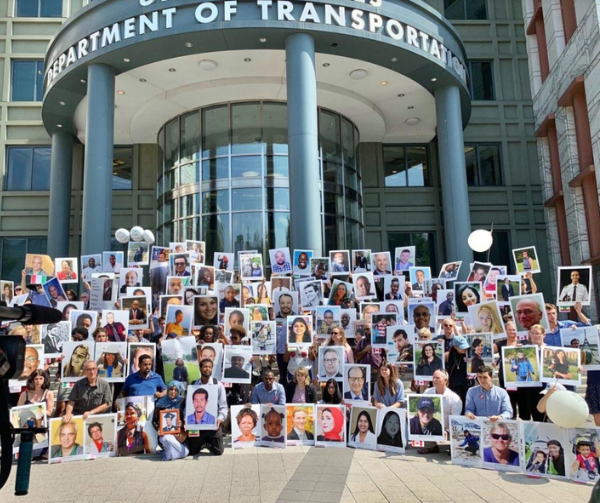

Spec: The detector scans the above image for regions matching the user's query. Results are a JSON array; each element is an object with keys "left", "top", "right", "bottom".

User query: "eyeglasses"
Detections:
[
  {"left": 25, "top": 357, "right": 38, "bottom": 363},
  {"left": 348, "top": 377, "right": 364, "bottom": 383},
  {"left": 323, "top": 358, "right": 338, "bottom": 363},
  {"left": 516, "top": 309, "right": 539, "bottom": 316},
  {"left": 175, "top": 262, "right": 186, "bottom": 267},
  {"left": 491, "top": 433, "right": 510, "bottom": 441}
]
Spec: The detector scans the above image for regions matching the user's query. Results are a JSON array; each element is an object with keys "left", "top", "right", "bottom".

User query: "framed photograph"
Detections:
[
  {"left": 222, "top": 346, "right": 252, "bottom": 383},
  {"left": 70, "top": 309, "right": 98, "bottom": 334},
  {"left": 287, "top": 315, "right": 314, "bottom": 347},
  {"left": 501, "top": 345, "right": 541, "bottom": 388},
  {"left": 481, "top": 419, "right": 522, "bottom": 472},
  {"left": 409, "top": 266, "right": 431, "bottom": 292},
  {"left": 185, "top": 240, "right": 205, "bottom": 264},
  {"left": 464, "top": 333, "right": 494, "bottom": 377},
  {"left": 273, "top": 290, "right": 299, "bottom": 319},
  {"left": 413, "top": 342, "right": 444, "bottom": 382},
  {"left": 467, "top": 300, "right": 506, "bottom": 338},
  {"left": 269, "top": 247, "right": 292, "bottom": 275},
  {"left": 42, "top": 277, "right": 67, "bottom": 306},
  {"left": 10, "top": 403, "right": 47, "bottom": 454},
  {"left": 239, "top": 253, "right": 264, "bottom": 281},
  {"left": 348, "top": 406, "right": 378, "bottom": 450},
  {"left": 299, "top": 280, "right": 323, "bottom": 310},
  {"left": 352, "top": 249, "right": 371, "bottom": 273},
  {"left": 439, "top": 261, "right": 461, "bottom": 281},
  {"left": 164, "top": 304, "right": 193, "bottom": 337},
  {"left": 315, "top": 306, "right": 341, "bottom": 338},
  {"left": 54, "top": 257, "right": 79, "bottom": 283},
  {"left": 251, "top": 321, "right": 276, "bottom": 355},
  {"left": 196, "top": 343, "right": 224, "bottom": 381},
  {"left": 41, "top": 321, "right": 71, "bottom": 357},
  {"left": 162, "top": 335, "right": 199, "bottom": 383},
  {"left": 318, "top": 346, "right": 344, "bottom": 381},
  {"left": 193, "top": 295, "right": 219, "bottom": 327},
  {"left": 315, "top": 404, "right": 346, "bottom": 447},
  {"left": 231, "top": 405, "right": 261, "bottom": 448},
  {"left": 286, "top": 405, "right": 315, "bottom": 446},
  {"left": 185, "top": 384, "right": 219, "bottom": 431},
  {"left": 375, "top": 407, "right": 406, "bottom": 454},
  {"left": 83, "top": 413, "right": 117, "bottom": 458},
  {"left": 394, "top": 246, "right": 415, "bottom": 273},
  {"left": 24, "top": 253, "right": 54, "bottom": 283},
  {"left": 567, "top": 427, "right": 600, "bottom": 483},
  {"left": 120, "top": 296, "right": 149, "bottom": 330},
  {"left": 540, "top": 346, "right": 581, "bottom": 386},
  {"left": 49, "top": 416, "right": 85, "bottom": 463},
  {"left": 522, "top": 421, "right": 568, "bottom": 479},
  {"left": 407, "top": 394, "right": 444, "bottom": 442},
  {"left": 259, "top": 404, "right": 287, "bottom": 448},
  {"left": 563, "top": 326, "right": 600, "bottom": 370},
  {"left": 329, "top": 250, "right": 350, "bottom": 275},
  {"left": 449, "top": 415, "right": 482, "bottom": 467},
  {"left": 94, "top": 342, "right": 127, "bottom": 382},
  {"left": 61, "top": 341, "right": 94, "bottom": 382},
  {"left": 159, "top": 409, "right": 181, "bottom": 436},
  {"left": 213, "top": 252, "right": 234, "bottom": 271},
  {"left": 353, "top": 272, "right": 376, "bottom": 300},
  {"left": 509, "top": 293, "right": 549, "bottom": 336},
  {"left": 512, "top": 246, "right": 540, "bottom": 275},
  {"left": 343, "top": 364, "right": 371, "bottom": 404},
  {"left": 371, "top": 251, "right": 392, "bottom": 276},
  {"left": 557, "top": 266, "right": 592, "bottom": 306},
  {"left": 454, "top": 282, "right": 483, "bottom": 314},
  {"left": 128, "top": 342, "right": 156, "bottom": 374}
]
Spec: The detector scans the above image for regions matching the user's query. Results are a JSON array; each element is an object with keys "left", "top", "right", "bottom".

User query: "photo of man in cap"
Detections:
[
  {"left": 409, "top": 397, "right": 443, "bottom": 436},
  {"left": 162, "top": 412, "right": 178, "bottom": 432}
]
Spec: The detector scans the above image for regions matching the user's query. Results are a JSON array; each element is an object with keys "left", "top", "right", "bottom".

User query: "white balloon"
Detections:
[
  {"left": 143, "top": 229, "right": 155, "bottom": 244},
  {"left": 115, "top": 228, "right": 130, "bottom": 244},
  {"left": 467, "top": 229, "right": 494, "bottom": 253},
  {"left": 130, "top": 226, "right": 144, "bottom": 242},
  {"left": 546, "top": 390, "right": 589, "bottom": 428}
]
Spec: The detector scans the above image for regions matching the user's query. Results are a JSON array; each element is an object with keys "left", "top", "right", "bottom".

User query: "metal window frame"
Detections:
[
  {"left": 468, "top": 60, "right": 495, "bottom": 101},
  {"left": 382, "top": 143, "right": 431, "bottom": 188},
  {"left": 10, "top": 59, "right": 44, "bottom": 102},
  {"left": 464, "top": 142, "right": 503, "bottom": 186}
]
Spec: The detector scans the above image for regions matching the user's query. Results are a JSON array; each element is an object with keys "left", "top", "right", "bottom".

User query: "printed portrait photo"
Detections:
[
  {"left": 394, "top": 246, "right": 415, "bottom": 273},
  {"left": 348, "top": 406, "right": 378, "bottom": 450},
  {"left": 414, "top": 342, "right": 444, "bottom": 382},
  {"left": 1, "top": 280, "right": 13, "bottom": 304},
  {"left": 464, "top": 333, "right": 493, "bottom": 377},
  {"left": 128, "top": 343, "right": 156, "bottom": 374},
  {"left": 437, "top": 289, "right": 455, "bottom": 318},
  {"left": 61, "top": 341, "right": 94, "bottom": 382},
  {"left": 224, "top": 307, "right": 249, "bottom": 341},
  {"left": 160, "top": 295, "right": 183, "bottom": 318},
  {"left": 343, "top": 364, "right": 371, "bottom": 403},
  {"left": 196, "top": 266, "right": 215, "bottom": 290},
  {"left": 329, "top": 250, "right": 350, "bottom": 275},
  {"left": 370, "top": 313, "right": 397, "bottom": 349},
  {"left": 438, "top": 261, "right": 462, "bottom": 281},
  {"left": 127, "top": 242, "right": 149, "bottom": 267},
  {"left": 352, "top": 249, "right": 371, "bottom": 273},
  {"left": 167, "top": 276, "right": 189, "bottom": 296},
  {"left": 119, "top": 268, "right": 142, "bottom": 294},
  {"left": 260, "top": 404, "right": 287, "bottom": 448},
  {"left": 273, "top": 290, "right": 298, "bottom": 319},
  {"left": 496, "top": 275, "right": 520, "bottom": 304},
  {"left": 169, "top": 252, "right": 192, "bottom": 277},
  {"left": 185, "top": 239, "right": 205, "bottom": 264},
  {"left": 541, "top": 346, "right": 581, "bottom": 387},
  {"left": 383, "top": 275, "right": 404, "bottom": 302},
  {"left": 567, "top": 427, "right": 600, "bottom": 484},
  {"left": 24, "top": 253, "right": 54, "bottom": 282},
  {"left": 564, "top": 326, "right": 600, "bottom": 370},
  {"left": 467, "top": 300, "right": 506, "bottom": 338},
  {"left": 353, "top": 272, "right": 376, "bottom": 300},
  {"left": 512, "top": 246, "right": 540, "bottom": 275},
  {"left": 164, "top": 304, "right": 193, "bottom": 338},
  {"left": 70, "top": 309, "right": 98, "bottom": 334},
  {"left": 159, "top": 409, "right": 181, "bottom": 436},
  {"left": 371, "top": 251, "right": 392, "bottom": 276},
  {"left": 196, "top": 343, "right": 223, "bottom": 381},
  {"left": 467, "top": 261, "right": 491, "bottom": 284},
  {"left": 94, "top": 342, "right": 127, "bottom": 382},
  {"left": 102, "top": 251, "right": 124, "bottom": 274},
  {"left": 292, "top": 249, "right": 313, "bottom": 276},
  {"left": 557, "top": 266, "right": 592, "bottom": 306},
  {"left": 375, "top": 407, "right": 406, "bottom": 454},
  {"left": 54, "top": 257, "right": 78, "bottom": 283},
  {"left": 231, "top": 405, "right": 261, "bottom": 448},
  {"left": 409, "top": 266, "right": 431, "bottom": 293},
  {"left": 501, "top": 345, "right": 540, "bottom": 388},
  {"left": 269, "top": 247, "right": 292, "bottom": 275},
  {"left": 222, "top": 346, "right": 252, "bottom": 384},
  {"left": 318, "top": 346, "right": 344, "bottom": 381},
  {"left": 299, "top": 281, "right": 323, "bottom": 310},
  {"left": 84, "top": 414, "right": 117, "bottom": 458},
  {"left": 315, "top": 306, "right": 340, "bottom": 338},
  {"left": 509, "top": 293, "right": 549, "bottom": 336},
  {"left": 315, "top": 404, "right": 346, "bottom": 447},
  {"left": 454, "top": 282, "right": 483, "bottom": 314},
  {"left": 239, "top": 253, "right": 264, "bottom": 281},
  {"left": 310, "top": 257, "right": 330, "bottom": 282},
  {"left": 287, "top": 315, "right": 314, "bottom": 346},
  {"left": 407, "top": 394, "right": 444, "bottom": 442},
  {"left": 449, "top": 416, "right": 482, "bottom": 467},
  {"left": 408, "top": 300, "right": 436, "bottom": 333},
  {"left": 251, "top": 320, "right": 276, "bottom": 355},
  {"left": 214, "top": 252, "right": 234, "bottom": 271},
  {"left": 41, "top": 321, "right": 71, "bottom": 356},
  {"left": 328, "top": 280, "right": 354, "bottom": 307},
  {"left": 286, "top": 405, "right": 315, "bottom": 446},
  {"left": 10, "top": 403, "right": 47, "bottom": 453},
  {"left": 17, "top": 344, "right": 43, "bottom": 382},
  {"left": 193, "top": 295, "right": 219, "bottom": 327},
  {"left": 185, "top": 384, "right": 219, "bottom": 431},
  {"left": 49, "top": 416, "right": 85, "bottom": 463},
  {"left": 120, "top": 296, "right": 149, "bottom": 330},
  {"left": 162, "top": 335, "right": 199, "bottom": 384},
  {"left": 116, "top": 398, "right": 157, "bottom": 456},
  {"left": 481, "top": 419, "right": 522, "bottom": 472},
  {"left": 522, "top": 421, "right": 567, "bottom": 479},
  {"left": 42, "top": 277, "right": 67, "bottom": 307}
]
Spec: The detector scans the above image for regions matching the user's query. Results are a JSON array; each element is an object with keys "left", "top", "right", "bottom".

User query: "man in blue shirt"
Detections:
[
  {"left": 465, "top": 366, "right": 513, "bottom": 422},
  {"left": 544, "top": 302, "right": 590, "bottom": 346},
  {"left": 187, "top": 388, "right": 216, "bottom": 426},
  {"left": 119, "top": 354, "right": 166, "bottom": 399},
  {"left": 251, "top": 370, "right": 285, "bottom": 405}
]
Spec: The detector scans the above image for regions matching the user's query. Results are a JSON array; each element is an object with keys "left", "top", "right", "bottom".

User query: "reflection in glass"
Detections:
[
  {"left": 231, "top": 156, "right": 262, "bottom": 178},
  {"left": 231, "top": 103, "right": 261, "bottom": 155},
  {"left": 181, "top": 111, "right": 200, "bottom": 164},
  {"left": 406, "top": 147, "right": 428, "bottom": 186},
  {"left": 266, "top": 212, "right": 290, "bottom": 250},
  {"left": 202, "top": 106, "right": 229, "bottom": 158},
  {"left": 202, "top": 158, "right": 228, "bottom": 180},
  {"left": 263, "top": 103, "right": 288, "bottom": 155},
  {"left": 266, "top": 156, "right": 288, "bottom": 178},
  {"left": 165, "top": 118, "right": 179, "bottom": 170},
  {"left": 180, "top": 162, "right": 200, "bottom": 186},
  {"left": 320, "top": 110, "right": 341, "bottom": 161},
  {"left": 232, "top": 213, "right": 264, "bottom": 255},
  {"left": 180, "top": 194, "right": 199, "bottom": 218},
  {"left": 203, "top": 214, "right": 230, "bottom": 257},
  {"left": 202, "top": 190, "right": 229, "bottom": 213},
  {"left": 180, "top": 217, "right": 199, "bottom": 241},
  {"left": 232, "top": 188, "right": 262, "bottom": 212},
  {"left": 266, "top": 188, "right": 290, "bottom": 211}
]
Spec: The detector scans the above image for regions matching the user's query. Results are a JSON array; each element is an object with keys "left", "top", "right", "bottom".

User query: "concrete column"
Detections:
[
  {"left": 47, "top": 131, "right": 73, "bottom": 258},
  {"left": 82, "top": 64, "right": 115, "bottom": 255},
  {"left": 285, "top": 33, "right": 323, "bottom": 255},
  {"left": 435, "top": 85, "right": 473, "bottom": 272}
]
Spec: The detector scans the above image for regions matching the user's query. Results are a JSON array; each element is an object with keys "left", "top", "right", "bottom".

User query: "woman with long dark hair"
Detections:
[
  {"left": 376, "top": 410, "right": 403, "bottom": 448},
  {"left": 350, "top": 410, "right": 376, "bottom": 448},
  {"left": 319, "top": 378, "right": 342, "bottom": 404}
]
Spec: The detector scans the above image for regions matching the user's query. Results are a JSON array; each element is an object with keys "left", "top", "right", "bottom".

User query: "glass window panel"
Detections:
[
  {"left": 112, "top": 147, "right": 133, "bottom": 190},
  {"left": 323, "top": 162, "right": 343, "bottom": 184},
  {"left": 163, "top": 223, "right": 174, "bottom": 245},
  {"left": 164, "top": 168, "right": 177, "bottom": 191},
  {"left": 470, "top": 61, "right": 495, "bottom": 101},
  {"left": 157, "top": 176, "right": 164, "bottom": 198},
  {"left": 466, "top": 0, "right": 487, "bottom": 20},
  {"left": 388, "top": 232, "right": 436, "bottom": 272},
  {"left": 474, "top": 231, "right": 510, "bottom": 266},
  {"left": 164, "top": 118, "right": 179, "bottom": 170},
  {"left": 31, "top": 147, "right": 51, "bottom": 190},
  {"left": 35, "top": 61, "right": 44, "bottom": 101},
  {"left": 40, "top": 0, "right": 62, "bottom": 17},
  {"left": 27, "top": 237, "right": 47, "bottom": 255},
  {"left": 266, "top": 212, "right": 290, "bottom": 250},
  {"left": 180, "top": 217, "right": 199, "bottom": 241},
  {"left": 444, "top": 0, "right": 465, "bottom": 19},
  {"left": 266, "top": 188, "right": 289, "bottom": 211},
  {"left": 231, "top": 103, "right": 261, "bottom": 155},
  {"left": 345, "top": 167, "right": 357, "bottom": 191},
  {"left": 180, "top": 162, "right": 199, "bottom": 186},
  {"left": 202, "top": 105, "right": 229, "bottom": 158},
  {"left": 345, "top": 220, "right": 360, "bottom": 250},
  {"left": 180, "top": 111, "right": 200, "bottom": 164},
  {"left": 232, "top": 212, "right": 263, "bottom": 255},
  {"left": 180, "top": 194, "right": 199, "bottom": 218},
  {"left": 2, "top": 238, "right": 26, "bottom": 283},
  {"left": 354, "top": 128, "right": 360, "bottom": 172},
  {"left": 232, "top": 188, "right": 262, "bottom": 211},
  {"left": 16, "top": 0, "right": 38, "bottom": 17},
  {"left": 406, "top": 146, "right": 428, "bottom": 186},
  {"left": 158, "top": 202, "right": 163, "bottom": 225},
  {"left": 231, "top": 156, "right": 262, "bottom": 178},
  {"left": 324, "top": 192, "right": 343, "bottom": 215},
  {"left": 263, "top": 103, "right": 288, "bottom": 155},
  {"left": 383, "top": 146, "right": 406, "bottom": 187},
  {"left": 320, "top": 110, "right": 341, "bottom": 162},
  {"left": 345, "top": 196, "right": 359, "bottom": 221},
  {"left": 6, "top": 147, "right": 33, "bottom": 190},
  {"left": 465, "top": 145, "right": 478, "bottom": 186},
  {"left": 266, "top": 156, "right": 288, "bottom": 179},
  {"left": 324, "top": 216, "right": 343, "bottom": 252},
  {"left": 12, "top": 61, "right": 38, "bottom": 101},
  {"left": 164, "top": 200, "right": 174, "bottom": 222},
  {"left": 202, "top": 158, "right": 228, "bottom": 180},
  {"left": 341, "top": 118, "right": 354, "bottom": 166},
  {"left": 202, "top": 190, "right": 229, "bottom": 213},
  {"left": 203, "top": 214, "right": 230, "bottom": 256},
  {"left": 478, "top": 145, "right": 502, "bottom": 186}
]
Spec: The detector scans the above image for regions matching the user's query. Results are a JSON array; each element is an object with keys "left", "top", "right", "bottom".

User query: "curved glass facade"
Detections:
[{"left": 157, "top": 101, "right": 363, "bottom": 261}]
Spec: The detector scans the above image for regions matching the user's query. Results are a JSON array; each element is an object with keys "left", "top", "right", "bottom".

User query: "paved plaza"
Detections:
[{"left": 0, "top": 444, "right": 593, "bottom": 503}]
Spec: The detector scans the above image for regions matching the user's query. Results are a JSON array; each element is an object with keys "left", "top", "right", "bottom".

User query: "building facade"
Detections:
[
  {"left": 0, "top": 0, "right": 550, "bottom": 300},
  {"left": 522, "top": 0, "right": 600, "bottom": 312}
]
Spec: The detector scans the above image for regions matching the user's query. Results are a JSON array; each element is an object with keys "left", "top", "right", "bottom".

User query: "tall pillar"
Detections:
[
  {"left": 435, "top": 85, "right": 473, "bottom": 272},
  {"left": 47, "top": 131, "right": 73, "bottom": 258},
  {"left": 82, "top": 64, "right": 115, "bottom": 255},
  {"left": 285, "top": 33, "right": 323, "bottom": 255}
]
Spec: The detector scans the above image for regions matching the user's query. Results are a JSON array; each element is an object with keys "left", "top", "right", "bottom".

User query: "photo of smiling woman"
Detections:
[
  {"left": 117, "top": 402, "right": 150, "bottom": 457},
  {"left": 62, "top": 342, "right": 93, "bottom": 381},
  {"left": 287, "top": 316, "right": 313, "bottom": 346},
  {"left": 316, "top": 405, "right": 346, "bottom": 447},
  {"left": 482, "top": 421, "right": 521, "bottom": 471},
  {"left": 193, "top": 295, "right": 219, "bottom": 327},
  {"left": 376, "top": 408, "right": 406, "bottom": 453},
  {"left": 455, "top": 283, "right": 481, "bottom": 313},
  {"left": 349, "top": 407, "right": 377, "bottom": 450}
]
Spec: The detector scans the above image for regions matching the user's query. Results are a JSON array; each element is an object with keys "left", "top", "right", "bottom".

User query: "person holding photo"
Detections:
[
  {"left": 483, "top": 422, "right": 519, "bottom": 466},
  {"left": 285, "top": 367, "right": 317, "bottom": 404},
  {"left": 544, "top": 302, "right": 590, "bottom": 346}
]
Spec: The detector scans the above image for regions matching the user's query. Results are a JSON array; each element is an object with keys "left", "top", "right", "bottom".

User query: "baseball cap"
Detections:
[
  {"left": 453, "top": 335, "right": 470, "bottom": 350},
  {"left": 417, "top": 397, "right": 435, "bottom": 411}
]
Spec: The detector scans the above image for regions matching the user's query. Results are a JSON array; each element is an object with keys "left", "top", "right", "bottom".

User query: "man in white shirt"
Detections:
[
  {"left": 559, "top": 270, "right": 589, "bottom": 303},
  {"left": 82, "top": 257, "right": 101, "bottom": 280}
]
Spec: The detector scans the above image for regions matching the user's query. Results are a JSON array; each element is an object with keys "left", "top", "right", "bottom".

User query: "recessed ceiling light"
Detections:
[
  {"left": 139, "top": 78, "right": 147, "bottom": 83},
  {"left": 380, "top": 81, "right": 388, "bottom": 86},
  {"left": 58, "top": 101, "right": 66, "bottom": 106},
  {"left": 184, "top": 42, "right": 193, "bottom": 48},
  {"left": 350, "top": 69, "right": 368, "bottom": 80},
  {"left": 391, "top": 57, "right": 398, "bottom": 62},
  {"left": 123, "top": 57, "right": 130, "bottom": 63},
  {"left": 398, "top": 94, "right": 405, "bottom": 98},
  {"left": 117, "top": 90, "right": 125, "bottom": 95},
  {"left": 168, "top": 68, "right": 176, "bottom": 72},
  {"left": 405, "top": 117, "right": 421, "bottom": 126},
  {"left": 244, "top": 58, "right": 251, "bottom": 62},
  {"left": 57, "top": 124, "right": 62, "bottom": 128},
  {"left": 408, "top": 106, "right": 414, "bottom": 109},
  {"left": 259, "top": 37, "right": 267, "bottom": 43},
  {"left": 80, "top": 79, "right": 87, "bottom": 83},
  {"left": 199, "top": 60, "right": 217, "bottom": 71},
  {"left": 323, "top": 63, "right": 330, "bottom": 67},
  {"left": 431, "top": 77, "right": 437, "bottom": 82}
]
